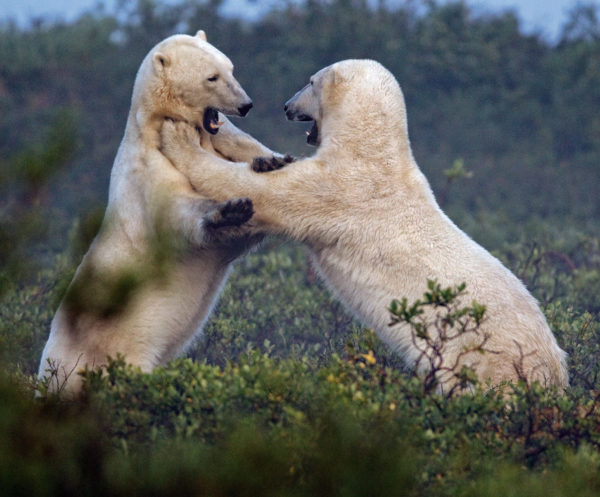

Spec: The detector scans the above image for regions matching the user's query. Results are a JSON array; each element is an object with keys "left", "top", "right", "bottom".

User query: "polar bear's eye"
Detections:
[
  {"left": 207, "top": 75, "right": 219, "bottom": 82},
  {"left": 310, "top": 80, "right": 314, "bottom": 86}
]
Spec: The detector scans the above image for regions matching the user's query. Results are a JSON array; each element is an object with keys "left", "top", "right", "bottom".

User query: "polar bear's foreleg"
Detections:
[
  {"left": 209, "top": 116, "right": 293, "bottom": 166},
  {"left": 160, "top": 119, "right": 328, "bottom": 239}
]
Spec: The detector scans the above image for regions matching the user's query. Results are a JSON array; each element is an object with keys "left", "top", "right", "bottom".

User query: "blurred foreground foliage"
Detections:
[
  {"left": 1, "top": 0, "right": 600, "bottom": 495},
  {"left": 4, "top": 345, "right": 600, "bottom": 496},
  {"left": 3, "top": 237, "right": 600, "bottom": 495}
]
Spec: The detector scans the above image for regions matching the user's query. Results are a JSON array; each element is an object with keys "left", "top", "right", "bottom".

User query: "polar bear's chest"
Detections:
[{"left": 199, "top": 132, "right": 219, "bottom": 156}]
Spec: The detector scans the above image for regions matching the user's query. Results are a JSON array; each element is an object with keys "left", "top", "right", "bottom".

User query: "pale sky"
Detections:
[{"left": 0, "top": 0, "right": 594, "bottom": 42}]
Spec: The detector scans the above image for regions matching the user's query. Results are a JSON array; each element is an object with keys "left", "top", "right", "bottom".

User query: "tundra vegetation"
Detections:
[{"left": 1, "top": 0, "right": 600, "bottom": 495}]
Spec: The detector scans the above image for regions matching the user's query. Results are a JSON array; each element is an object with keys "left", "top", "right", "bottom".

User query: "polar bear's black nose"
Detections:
[
  {"left": 238, "top": 102, "right": 253, "bottom": 117},
  {"left": 284, "top": 104, "right": 295, "bottom": 120}
]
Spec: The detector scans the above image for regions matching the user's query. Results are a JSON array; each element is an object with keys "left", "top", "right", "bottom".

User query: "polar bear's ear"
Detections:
[
  {"left": 195, "top": 30, "right": 207, "bottom": 41},
  {"left": 153, "top": 52, "right": 170, "bottom": 73}
]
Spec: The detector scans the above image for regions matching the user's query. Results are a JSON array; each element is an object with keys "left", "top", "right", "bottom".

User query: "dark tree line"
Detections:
[{"left": 0, "top": 0, "right": 599, "bottom": 250}]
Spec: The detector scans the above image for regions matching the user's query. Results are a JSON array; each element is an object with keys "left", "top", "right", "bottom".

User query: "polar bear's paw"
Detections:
[
  {"left": 205, "top": 197, "right": 254, "bottom": 230},
  {"left": 251, "top": 154, "right": 296, "bottom": 173}
]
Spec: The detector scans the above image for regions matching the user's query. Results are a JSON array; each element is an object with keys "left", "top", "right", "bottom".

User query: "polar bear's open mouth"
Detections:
[
  {"left": 306, "top": 122, "right": 319, "bottom": 146},
  {"left": 203, "top": 107, "right": 224, "bottom": 135}
]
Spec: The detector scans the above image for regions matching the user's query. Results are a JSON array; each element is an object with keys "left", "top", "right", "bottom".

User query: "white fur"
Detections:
[
  {"left": 160, "top": 59, "right": 568, "bottom": 389},
  {"left": 38, "top": 32, "right": 278, "bottom": 395}
]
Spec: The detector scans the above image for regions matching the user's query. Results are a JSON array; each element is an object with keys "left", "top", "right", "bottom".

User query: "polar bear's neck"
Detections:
[
  {"left": 313, "top": 98, "right": 439, "bottom": 211},
  {"left": 317, "top": 79, "right": 413, "bottom": 168},
  {"left": 317, "top": 108, "right": 414, "bottom": 176},
  {"left": 126, "top": 79, "right": 169, "bottom": 150},
  {"left": 128, "top": 106, "right": 162, "bottom": 148},
  {"left": 126, "top": 59, "right": 173, "bottom": 148}
]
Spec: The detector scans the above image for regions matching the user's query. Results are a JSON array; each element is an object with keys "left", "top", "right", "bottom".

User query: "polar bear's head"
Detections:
[
  {"left": 284, "top": 59, "right": 407, "bottom": 147},
  {"left": 136, "top": 30, "right": 253, "bottom": 134}
]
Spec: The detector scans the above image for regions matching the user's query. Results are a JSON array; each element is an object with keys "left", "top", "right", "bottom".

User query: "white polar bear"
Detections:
[
  {"left": 159, "top": 59, "right": 569, "bottom": 390},
  {"left": 38, "top": 31, "right": 282, "bottom": 395}
]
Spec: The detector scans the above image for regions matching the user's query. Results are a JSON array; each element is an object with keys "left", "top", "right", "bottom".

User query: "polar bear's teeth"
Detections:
[{"left": 209, "top": 121, "right": 224, "bottom": 130}]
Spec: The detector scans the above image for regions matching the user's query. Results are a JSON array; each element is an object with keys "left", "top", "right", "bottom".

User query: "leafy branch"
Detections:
[{"left": 389, "top": 280, "right": 489, "bottom": 397}]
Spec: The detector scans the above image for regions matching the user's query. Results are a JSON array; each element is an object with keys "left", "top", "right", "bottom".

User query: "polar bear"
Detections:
[
  {"left": 37, "top": 31, "right": 283, "bottom": 395},
  {"left": 159, "top": 59, "right": 568, "bottom": 390}
]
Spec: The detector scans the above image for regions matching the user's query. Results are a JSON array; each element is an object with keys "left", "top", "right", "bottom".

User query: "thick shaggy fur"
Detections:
[
  {"left": 38, "top": 31, "right": 279, "bottom": 395},
  {"left": 160, "top": 59, "right": 568, "bottom": 389}
]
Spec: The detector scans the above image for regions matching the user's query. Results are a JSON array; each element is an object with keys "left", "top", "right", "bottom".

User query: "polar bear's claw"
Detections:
[
  {"left": 251, "top": 154, "right": 296, "bottom": 173},
  {"left": 206, "top": 198, "right": 254, "bottom": 229}
]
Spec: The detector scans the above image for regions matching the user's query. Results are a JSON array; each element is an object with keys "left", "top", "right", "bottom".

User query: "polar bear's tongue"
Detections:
[
  {"left": 306, "top": 122, "right": 319, "bottom": 146},
  {"left": 203, "top": 107, "right": 224, "bottom": 135}
]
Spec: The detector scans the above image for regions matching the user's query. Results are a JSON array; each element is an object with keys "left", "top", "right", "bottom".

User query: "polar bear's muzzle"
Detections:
[
  {"left": 203, "top": 101, "right": 253, "bottom": 135},
  {"left": 284, "top": 91, "right": 319, "bottom": 146},
  {"left": 284, "top": 106, "right": 313, "bottom": 122},
  {"left": 284, "top": 105, "right": 319, "bottom": 146}
]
